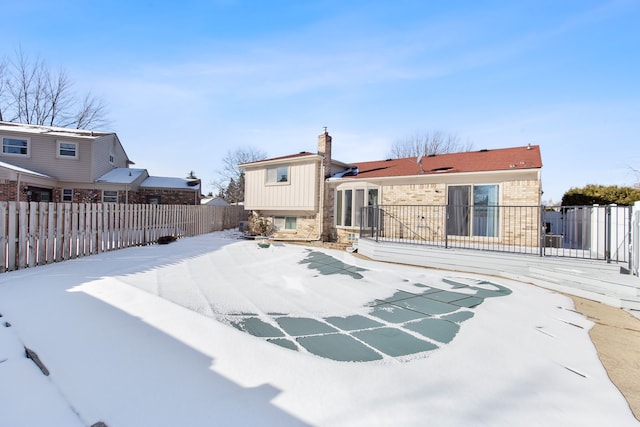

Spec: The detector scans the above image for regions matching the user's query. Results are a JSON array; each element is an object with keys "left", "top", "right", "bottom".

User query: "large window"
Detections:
[
  {"left": 2, "top": 137, "right": 30, "bottom": 156},
  {"left": 336, "top": 187, "right": 379, "bottom": 227},
  {"left": 274, "top": 216, "right": 297, "bottom": 230},
  {"left": 447, "top": 185, "right": 499, "bottom": 237},
  {"left": 57, "top": 141, "right": 78, "bottom": 159},
  {"left": 267, "top": 166, "right": 289, "bottom": 183}
]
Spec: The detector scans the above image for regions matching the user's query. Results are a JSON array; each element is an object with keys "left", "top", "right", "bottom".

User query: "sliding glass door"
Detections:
[
  {"left": 447, "top": 186, "right": 470, "bottom": 236},
  {"left": 447, "top": 185, "right": 499, "bottom": 237}
]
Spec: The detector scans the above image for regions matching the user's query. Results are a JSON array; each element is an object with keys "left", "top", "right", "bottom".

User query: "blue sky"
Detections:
[{"left": 3, "top": 0, "right": 639, "bottom": 202}]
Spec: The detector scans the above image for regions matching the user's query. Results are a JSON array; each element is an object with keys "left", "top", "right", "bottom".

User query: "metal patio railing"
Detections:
[{"left": 360, "top": 204, "right": 632, "bottom": 265}]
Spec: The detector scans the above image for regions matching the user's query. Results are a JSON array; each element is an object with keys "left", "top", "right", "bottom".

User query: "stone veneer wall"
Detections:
[{"left": 269, "top": 214, "right": 320, "bottom": 240}]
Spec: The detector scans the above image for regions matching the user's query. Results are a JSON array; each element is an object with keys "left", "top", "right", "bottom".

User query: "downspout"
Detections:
[{"left": 16, "top": 172, "right": 21, "bottom": 203}]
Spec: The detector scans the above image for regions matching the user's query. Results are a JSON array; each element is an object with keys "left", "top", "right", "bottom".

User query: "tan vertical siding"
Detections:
[{"left": 244, "top": 161, "right": 319, "bottom": 211}]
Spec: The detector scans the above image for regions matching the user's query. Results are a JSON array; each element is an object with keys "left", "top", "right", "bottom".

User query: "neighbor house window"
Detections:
[
  {"left": 103, "top": 190, "right": 118, "bottom": 203},
  {"left": 57, "top": 141, "right": 78, "bottom": 159},
  {"left": 447, "top": 184, "right": 499, "bottom": 237},
  {"left": 267, "top": 166, "right": 289, "bottom": 183},
  {"left": 109, "top": 152, "right": 115, "bottom": 165},
  {"left": 2, "top": 137, "right": 30, "bottom": 156},
  {"left": 274, "top": 216, "right": 297, "bottom": 230},
  {"left": 146, "top": 195, "right": 161, "bottom": 205},
  {"left": 336, "top": 187, "right": 379, "bottom": 227},
  {"left": 62, "top": 189, "right": 73, "bottom": 202}
]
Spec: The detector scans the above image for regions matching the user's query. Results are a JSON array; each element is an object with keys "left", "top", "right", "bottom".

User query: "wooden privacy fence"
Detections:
[{"left": 0, "top": 201, "right": 246, "bottom": 273}]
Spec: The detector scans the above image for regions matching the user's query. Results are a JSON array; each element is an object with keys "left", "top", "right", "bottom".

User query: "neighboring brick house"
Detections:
[
  {"left": 241, "top": 130, "right": 543, "bottom": 245},
  {"left": 0, "top": 121, "right": 200, "bottom": 204}
]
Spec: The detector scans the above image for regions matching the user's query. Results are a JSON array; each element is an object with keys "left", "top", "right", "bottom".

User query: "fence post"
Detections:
[
  {"left": 539, "top": 205, "right": 545, "bottom": 257},
  {"left": 605, "top": 205, "right": 611, "bottom": 263},
  {"left": 0, "top": 202, "right": 7, "bottom": 272},
  {"left": 629, "top": 202, "right": 640, "bottom": 276},
  {"left": 444, "top": 205, "right": 449, "bottom": 249}
]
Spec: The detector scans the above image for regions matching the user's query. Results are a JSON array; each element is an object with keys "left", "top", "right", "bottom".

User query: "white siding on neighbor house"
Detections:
[
  {"left": 91, "top": 135, "right": 130, "bottom": 180},
  {"left": 0, "top": 130, "right": 93, "bottom": 182},
  {"left": 244, "top": 161, "right": 319, "bottom": 211}
]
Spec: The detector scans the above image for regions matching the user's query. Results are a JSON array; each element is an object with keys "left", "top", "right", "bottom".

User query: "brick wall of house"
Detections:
[
  {"left": 0, "top": 180, "right": 198, "bottom": 205},
  {"left": 501, "top": 179, "right": 541, "bottom": 206},
  {"left": 381, "top": 183, "right": 447, "bottom": 205},
  {"left": 0, "top": 180, "right": 21, "bottom": 202},
  {"left": 330, "top": 179, "right": 542, "bottom": 245},
  {"left": 322, "top": 181, "right": 337, "bottom": 242},
  {"left": 132, "top": 188, "right": 199, "bottom": 205},
  {"left": 261, "top": 213, "right": 320, "bottom": 240}
]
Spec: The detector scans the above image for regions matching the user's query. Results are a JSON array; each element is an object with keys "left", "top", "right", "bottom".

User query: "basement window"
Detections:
[{"left": 274, "top": 216, "right": 297, "bottom": 230}]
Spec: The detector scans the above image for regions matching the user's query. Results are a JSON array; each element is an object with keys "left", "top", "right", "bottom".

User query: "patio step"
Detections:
[
  {"left": 528, "top": 266, "right": 640, "bottom": 297},
  {"left": 358, "top": 238, "right": 640, "bottom": 310},
  {"left": 502, "top": 270, "right": 640, "bottom": 310}
]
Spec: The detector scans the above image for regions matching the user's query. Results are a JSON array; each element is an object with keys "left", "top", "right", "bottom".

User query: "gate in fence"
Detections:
[
  {"left": 0, "top": 201, "right": 245, "bottom": 273},
  {"left": 361, "top": 204, "right": 633, "bottom": 268}
]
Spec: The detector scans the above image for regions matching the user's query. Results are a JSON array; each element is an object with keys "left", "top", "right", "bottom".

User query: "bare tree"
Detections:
[
  {"left": 0, "top": 49, "right": 109, "bottom": 129},
  {"left": 74, "top": 92, "right": 108, "bottom": 129},
  {"left": 387, "top": 131, "right": 474, "bottom": 159},
  {"left": 630, "top": 166, "right": 640, "bottom": 188},
  {"left": 212, "top": 147, "right": 267, "bottom": 202},
  {"left": 0, "top": 60, "right": 7, "bottom": 121}
]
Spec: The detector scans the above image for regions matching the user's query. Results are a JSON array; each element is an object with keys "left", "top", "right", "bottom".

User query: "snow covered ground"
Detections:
[{"left": 0, "top": 231, "right": 637, "bottom": 426}]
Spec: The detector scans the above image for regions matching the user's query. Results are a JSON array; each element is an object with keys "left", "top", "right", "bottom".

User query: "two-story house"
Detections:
[
  {"left": 0, "top": 121, "right": 200, "bottom": 204},
  {"left": 241, "top": 130, "right": 543, "bottom": 245}
]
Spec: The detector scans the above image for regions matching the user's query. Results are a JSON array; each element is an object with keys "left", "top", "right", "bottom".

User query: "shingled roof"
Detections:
[{"left": 344, "top": 145, "right": 542, "bottom": 179}]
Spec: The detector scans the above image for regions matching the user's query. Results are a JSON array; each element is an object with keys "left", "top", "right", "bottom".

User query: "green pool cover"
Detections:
[{"left": 227, "top": 250, "right": 511, "bottom": 362}]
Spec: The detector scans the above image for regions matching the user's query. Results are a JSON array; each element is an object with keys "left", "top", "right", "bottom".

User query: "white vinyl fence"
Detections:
[
  {"left": 0, "top": 201, "right": 245, "bottom": 273},
  {"left": 633, "top": 201, "right": 640, "bottom": 276}
]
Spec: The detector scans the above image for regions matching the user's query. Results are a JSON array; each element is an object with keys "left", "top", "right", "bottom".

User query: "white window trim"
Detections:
[
  {"left": 56, "top": 140, "right": 79, "bottom": 159},
  {"left": 274, "top": 216, "right": 297, "bottom": 231},
  {"left": 61, "top": 188, "right": 73, "bottom": 202},
  {"left": 335, "top": 183, "right": 380, "bottom": 228},
  {"left": 103, "top": 190, "right": 118, "bottom": 203},
  {"left": 1, "top": 135, "right": 31, "bottom": 158},
  {"left": 446, "top": 183, "right": 501, "bottom": 238},
  {"left": 266, "top": 165, "right": 290, "bottom": 185}
]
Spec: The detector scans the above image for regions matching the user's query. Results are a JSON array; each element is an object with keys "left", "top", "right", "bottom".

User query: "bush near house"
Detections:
[
  {"left": 562, "top": 184, "right": 640, "bottom": 206},
  {"left": 248, "top": 211, "right": 275, "bottom": 237}
]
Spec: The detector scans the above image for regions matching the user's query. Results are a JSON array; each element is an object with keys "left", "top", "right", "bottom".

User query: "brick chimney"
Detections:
[{"left": 317, "top": 127, "right": 332, "bottom": 178}]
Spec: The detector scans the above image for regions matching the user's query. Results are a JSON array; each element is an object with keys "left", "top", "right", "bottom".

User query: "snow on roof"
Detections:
[
  {"left": 201, "top": 196, "right": 229, "bottom": 206},
  {"left": 140, "top": 176, "right": 200, "bottom": 190},
  {"left": 96, "top": 168, "right": 148, "bottom": 184},
  {"left": 239, "top": 151, "right": 319, "bottom": 167},
  {"left": 0, "top": 121, "right": 113, "bottom": 139},
  {"left": 0, "top": 160, "right": 53, "bottom": 178}
]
